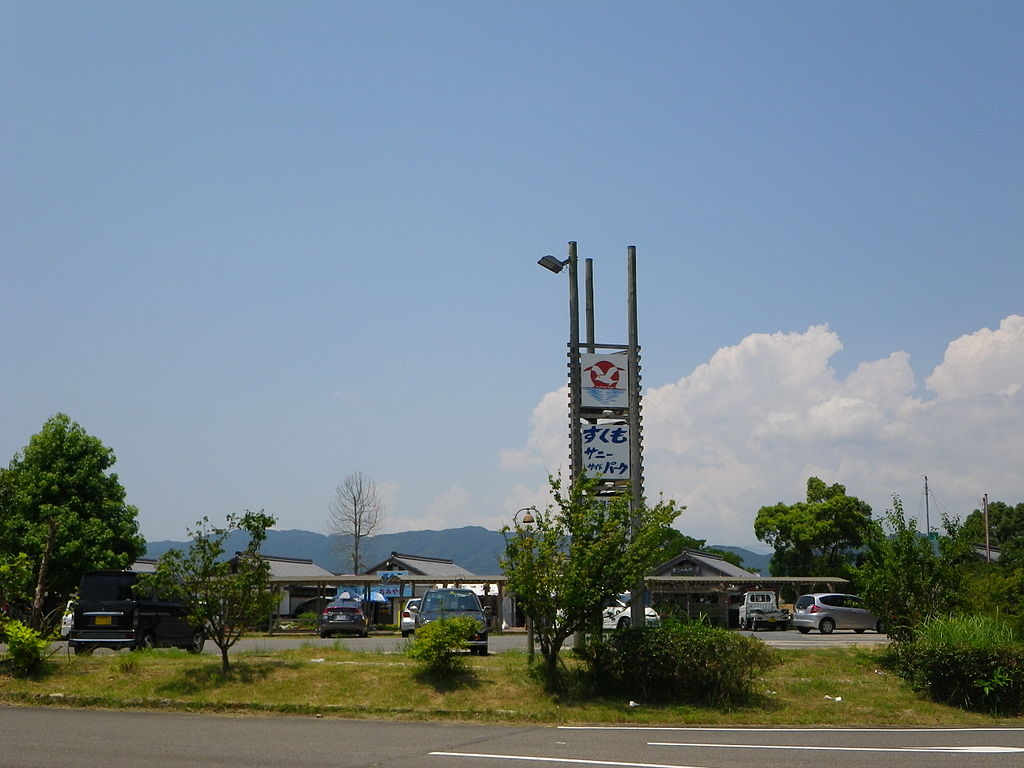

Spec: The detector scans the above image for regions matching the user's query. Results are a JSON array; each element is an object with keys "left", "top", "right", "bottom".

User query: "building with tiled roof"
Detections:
[{"left": 363, "top": 552, "right": 478, "bottom": 580}]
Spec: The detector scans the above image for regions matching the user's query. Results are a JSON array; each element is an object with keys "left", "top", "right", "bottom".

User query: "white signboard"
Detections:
[
  {"left": 581, "top": 354, "right": 629, "bottom": 408},
  {"left": 581, "top": 424, "right": 630, "bottom": 480}
]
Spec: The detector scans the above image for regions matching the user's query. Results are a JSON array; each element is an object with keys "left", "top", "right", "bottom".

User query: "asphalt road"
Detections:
[{"left": 3, "top": 707, "right": 1023, "bottom": 768}]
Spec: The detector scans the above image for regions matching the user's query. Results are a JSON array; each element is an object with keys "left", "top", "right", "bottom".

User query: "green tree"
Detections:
[
  {"left": 138, "top": 511, "right": 277, "bottom": 672},
  {"left": 754, "top": 477, "right": 872, "bottom": 577},
  {"left": 0, "top": 414, "right": 144, "bottom": 628},
  {"left": 854, "top": 495, "right": 970, "bottom": 642},
  {"left": 0, "top": 553, "right": 33, "bottom": 619},
  {"left": 500, "top": 475, "right": 679, "bottom": 689}
]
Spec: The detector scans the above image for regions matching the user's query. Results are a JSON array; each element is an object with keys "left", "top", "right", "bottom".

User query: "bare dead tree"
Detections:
[{"left": 328, "top": 472, "right": 385, "bottom": 573}]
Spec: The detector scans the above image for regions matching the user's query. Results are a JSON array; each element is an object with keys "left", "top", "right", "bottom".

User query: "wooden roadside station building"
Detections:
[{"left": 646, "top": 549, "right": 849, "bottom": 628}]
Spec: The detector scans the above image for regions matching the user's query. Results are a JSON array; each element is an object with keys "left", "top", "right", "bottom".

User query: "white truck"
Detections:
[{"left": 738, "top": 590, "right": 791, "bottom": 631}]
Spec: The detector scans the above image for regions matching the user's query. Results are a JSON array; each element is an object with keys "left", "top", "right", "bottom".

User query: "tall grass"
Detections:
[
  {"left": 914, "top": 614, "right": 1016, "bottom": 647},
  {"left": 893, "top": 614, "right": 1024, "bottom": 715}
]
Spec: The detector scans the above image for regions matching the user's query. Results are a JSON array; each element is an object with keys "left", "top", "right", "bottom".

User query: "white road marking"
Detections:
[
  {"left": 434, "top": 727, "right": 1024, "bottom": 766},
  {"left": 648, "top": 742, "right": 1024, "bottom": 754},
  {"left": 560, "top": 726, "right": 1024, "bottom": 732},
  {"left": 430, "top": 753, "right": 703, "bottom": 768}
]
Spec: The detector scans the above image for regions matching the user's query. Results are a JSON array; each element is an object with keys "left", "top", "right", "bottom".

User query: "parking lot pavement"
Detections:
[{"left": 43, "top": 627, "right": 888, "bottom": 658}]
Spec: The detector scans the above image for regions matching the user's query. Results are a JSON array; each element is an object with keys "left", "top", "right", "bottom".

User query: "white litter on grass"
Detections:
[
  {"left": 309, "top": 658, "right": 326, "bottom": 663},
  {"left": 628, "top": 701, "right": 641, "bottom": 708},
  {"left": 824, "top": 695, "right": 843, "bottom": 701}
]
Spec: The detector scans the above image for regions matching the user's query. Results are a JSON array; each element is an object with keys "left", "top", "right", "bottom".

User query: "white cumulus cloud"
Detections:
[
  {"left": 926, "top": 315, "right": 1024, "bottom": 400},
  {"left": 508, "top": 316, "right": 1024, "bottom": 548}
]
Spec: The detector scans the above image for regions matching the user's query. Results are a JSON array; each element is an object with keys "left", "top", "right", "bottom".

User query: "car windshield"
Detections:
[{"left": 422, "top": 591, "right": 479, "bottom": 612}]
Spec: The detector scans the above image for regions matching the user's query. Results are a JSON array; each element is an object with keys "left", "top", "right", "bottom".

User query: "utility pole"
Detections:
[
  {"left": 924, "top": 475, "right": 931, "bottom": 539},
  {"left": 983, "top": 493, "right": 991, "bottom": 563}
]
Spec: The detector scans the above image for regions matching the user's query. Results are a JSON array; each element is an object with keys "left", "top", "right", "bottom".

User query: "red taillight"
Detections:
[
  {"left": 810, "top": 605, "right": 820, "bottom": 613},
  {"left": 401, "top": 611, "right": 411, "bottom": 618}
]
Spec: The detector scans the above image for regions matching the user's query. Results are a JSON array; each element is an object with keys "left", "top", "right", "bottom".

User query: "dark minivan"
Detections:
[
  {"left": 68, "top": 570, "right": 205, "bottom": 655},
  {"left": 413, "top": 587, "right": 490, "bottom": 655}
]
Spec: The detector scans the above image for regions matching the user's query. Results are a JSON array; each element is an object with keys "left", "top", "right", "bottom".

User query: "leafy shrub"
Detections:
[
  {"left": 892, "top": 615, "right": 1024, "bottom": 715},
  {"left": 406, "top": 616, "right": 477, "bottom": 676},
  {"left": 0, "top": 619, "right": 51, "bottom": 676},
  {"left": 584, "top": 620, "right": 781, "bottom": 706}
]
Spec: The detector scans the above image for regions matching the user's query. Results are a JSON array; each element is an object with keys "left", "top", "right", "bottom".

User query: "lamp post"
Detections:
[
  {"left": 512, "top": 506, "right": 537, "bottom": 664},
  {"left": 538, "top": 243, "right": 583, "bottom": 479}
]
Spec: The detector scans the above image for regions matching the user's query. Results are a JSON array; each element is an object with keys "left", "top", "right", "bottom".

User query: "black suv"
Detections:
[
  {"left": 68, "top": 570, "right": 205, "bottom": 655},
  {"left": 414, "top": 588, "right": 490, "bottom": 655}
]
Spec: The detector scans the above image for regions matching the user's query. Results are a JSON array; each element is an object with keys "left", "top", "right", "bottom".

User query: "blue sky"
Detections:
[{"left": 3, "top": 2, "right": 1022, "bottom": 549}]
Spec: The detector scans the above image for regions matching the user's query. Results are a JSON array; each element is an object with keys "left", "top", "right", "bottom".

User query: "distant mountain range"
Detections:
[{"left": 145, "top": 527, "right": 772, "bottom": 576}]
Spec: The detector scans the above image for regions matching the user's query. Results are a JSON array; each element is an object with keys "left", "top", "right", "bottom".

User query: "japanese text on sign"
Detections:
[{"left": 581, "top": 424, "right": 630, "bottom": 479}]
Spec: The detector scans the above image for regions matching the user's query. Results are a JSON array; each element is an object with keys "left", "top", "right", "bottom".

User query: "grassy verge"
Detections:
[{"left": 2, "top": 643, "right": 1023, "bottom": 726}]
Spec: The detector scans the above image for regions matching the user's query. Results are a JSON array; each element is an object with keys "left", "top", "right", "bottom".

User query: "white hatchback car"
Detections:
[
  {"left": 602, "top": 596, "right": 660, "bottom": 630},
  {"left": 792, "top": 593, "right": 885, "bottom": 634},
  {"left": 400, "top": 598, "right": 421, "bottom": 638}
]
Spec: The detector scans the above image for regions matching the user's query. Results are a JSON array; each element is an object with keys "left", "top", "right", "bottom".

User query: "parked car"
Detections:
[
  {"left": 318, "top": 599, "right": 368, "bottom": 638},
  {"left": 400, "top": 598, "right": 421, "bottom": 638},
  {"left": 414, "top": 588, "right": 490, "bottom": 654},
  {"left": 792, "top": 593, "right": 885, "bottom": 634},
  {"left": 60, "top": 599, "right": 75, "bottom": 638},
  {"left": 292, "top": 596, "right": 332, "bottom": 618},
  {"left": 68, "top": 570, "right": 205, "bottom": 654},
  {"left": 737, "top": 590, "right": 790, "bottom": 631},
  {"left": 602, "top": 595, "right": 660, "bottom": 630}
]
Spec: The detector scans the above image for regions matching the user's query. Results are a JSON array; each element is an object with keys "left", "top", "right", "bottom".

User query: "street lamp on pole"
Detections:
[
  {"left": 538, "top": 242, "right": 584, "bottom": 483},
  {"left": 512, "top": 506, "right": 538, "bottom": 664}
]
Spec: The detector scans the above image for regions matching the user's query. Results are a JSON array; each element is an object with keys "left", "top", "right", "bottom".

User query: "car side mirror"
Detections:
[{"left": 483, "top": 606, "right": 492, "bottom": 615}]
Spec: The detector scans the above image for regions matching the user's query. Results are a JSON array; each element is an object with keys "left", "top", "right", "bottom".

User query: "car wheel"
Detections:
[
  {"left": 186, "top": 630, "right": 205, "bottom": 654},
  {"left": 319, "top": 631, "right": 331, "bottom": 639},
  {"left": 797, "top": 627, "right": 811, "bottom": 634},
  {"left": 401, "top": 630, "right": 410, "bottom": 638},
  {"left": 875, "top": 620, "right": 886, "bottom": 634},
  {"left": 478, "top": 646, "right": 488, "bottom": 656},
  {"left": 854, "top": 628, "right": 866, "bottom": 634},
  {"left": 819, "top": 618, "right": 835, "bottom": 635},
  {"left": 359, "top": 629, "right": 368, "bottom": 638},
  {"left": 617, "top": 617, "right": 631, "bottom": 629},
  {"left": 136, "top": 633, "right": 156, "bottom": 650}
]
